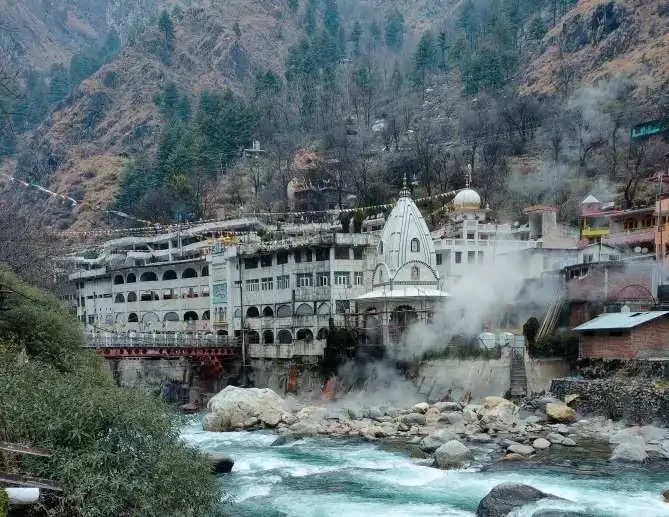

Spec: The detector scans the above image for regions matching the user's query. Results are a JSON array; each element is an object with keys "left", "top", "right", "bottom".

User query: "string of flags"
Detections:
[{"left": 2, "top": 169, "right": 459, "bottom": 239}]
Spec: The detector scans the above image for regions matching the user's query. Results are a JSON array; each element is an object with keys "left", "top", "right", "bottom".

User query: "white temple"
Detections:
[{"left": 357, "top": 176, "right": 449, "bottom": 346}]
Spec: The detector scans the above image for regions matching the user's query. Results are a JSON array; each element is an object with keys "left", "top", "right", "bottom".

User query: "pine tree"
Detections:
[
  {"left": 158, "top": 10, "right": 175, "bottom": 47},
  {"left": 384, "top": 10, "right": 405, "bottom": 50},
  {"left": 323, "top": 0, "right": 340, "bottom": 36},
  {"left": 350, "top": 21, "right": 362, "bottom": 56},
  {"left": 413, "top": 30, "right": 436, "bottom": 87}
]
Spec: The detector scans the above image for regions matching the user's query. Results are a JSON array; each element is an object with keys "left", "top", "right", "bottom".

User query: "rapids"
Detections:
[{"left": 181, "top": 422, "right": 669, "bottom": 516}]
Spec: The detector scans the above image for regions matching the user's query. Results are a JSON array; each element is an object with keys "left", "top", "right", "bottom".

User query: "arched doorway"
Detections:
[
  {"left": 263, "top": 330, "right": 274, "bottom": 344},
  {"left": 296, "top": 328, "right": 313, "bottom": 342},
  {"left": 277, "top": 329, "right": 292, "bottom": 344}
]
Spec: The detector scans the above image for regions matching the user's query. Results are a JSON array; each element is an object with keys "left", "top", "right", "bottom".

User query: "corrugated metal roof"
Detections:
[{"left": 573, "top": 311, "right": 669, "bottom": 331}]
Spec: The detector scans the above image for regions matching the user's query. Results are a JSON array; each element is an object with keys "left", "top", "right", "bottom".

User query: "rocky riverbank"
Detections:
[{"left": 202, "top": 386, "right": 669, "bottom": 469}]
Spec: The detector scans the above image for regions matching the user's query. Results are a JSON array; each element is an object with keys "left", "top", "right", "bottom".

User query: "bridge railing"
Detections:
[{"left": 85, "top": 332, "right": 240, "bottom": 348}]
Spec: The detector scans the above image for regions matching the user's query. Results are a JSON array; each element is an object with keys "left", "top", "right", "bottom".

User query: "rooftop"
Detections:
[{"left": 573, "top": 311, "right": 669, "bottom": 331}]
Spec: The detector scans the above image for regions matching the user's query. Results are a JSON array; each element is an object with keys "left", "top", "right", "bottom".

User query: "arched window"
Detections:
[
  {"left": 411, "top": 265, "right": 420, "bottom": 281},
  {"left": 234, "top": 308, "right": 241, "bottom": 318},
  {"left": 378, "top": 241, "right": 384, "bottom": 255},
  {"left": 164, "top": 312, "right": 179, "bottom": 322},
  {"left": 201, "top": 266, "right": 209, "bottom": 277},
  {"left": 277, "top": 329, "right": 292, "bottom": 344},
  {"left": 182, "top": 268, "right": 197, "bottom": 279},
  {"left": 246, "top": 306, "right": 260, "bottom": 318},
  {"left": 317, "top": 302, "right": 330, "bottom": 315},
  {"left": 126, "top": 273, "right": 136, "bottom": 283},
  {"left": 296, "top": 328, "right": 313, "bottom": 342},
  {"left": 247, "top": 331, "right": 260, "bottom": 344},
  {"left": 262, "top": 306, "right": 274, "bottom": 318},
  {"left": 202, "top": 310, "right": 210, "bottom": 320},
  {"left": 114, "top": 293, "right": 125, "bottom": 303},
  {"left": 140, "top": 271, "right": 157, "bottom": 282},
  {"left": 128, "top": 313, "right": 138, "bottom": 323},
  {"left": 295, "top": 303, "right": 313, "bottom": 316},
  {"left": 410, "top": 238, "right": 420, "bottom": 252},
  {"left": 276, "top": 305, "right": 291, "bottom": 318},
  {"left": 127, "top": 292, "right": 137, "bottom": 302},
  {"left": 263, "top": 330, "right": 274, "bottom": 344},
  {"left": 317, "top": 328, "right": 329, "bottom": 340},
  {"left": 184, "top": 311, "right": 199, "bottom": 322},
  {"left": 162, "top": 270, "right": 177, "bottom": 280},
  {"left": 142, "top": 312, "right": 159, "bottom": 324},
  {"left": 114, "top": 275, "right": 124, "bottom": 285}
]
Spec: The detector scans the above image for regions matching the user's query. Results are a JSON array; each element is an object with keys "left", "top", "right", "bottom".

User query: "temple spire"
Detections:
[{"left": 399, "top": 173, "right": 411, "bottom": 198}]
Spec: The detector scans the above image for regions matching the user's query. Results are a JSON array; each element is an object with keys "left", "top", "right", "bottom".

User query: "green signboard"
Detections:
[
  {"left": 631, "top": 119, "right": 668, "bottom": 140},
  {"left": 213, "top": 282, "right": 227, "bottom": 305}
]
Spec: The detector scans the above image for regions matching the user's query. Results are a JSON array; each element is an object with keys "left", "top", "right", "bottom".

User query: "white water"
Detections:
[{"left": 181, "top": 422, "right": 669, "bottom": 517}]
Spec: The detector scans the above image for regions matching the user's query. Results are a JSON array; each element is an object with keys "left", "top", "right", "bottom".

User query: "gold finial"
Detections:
[{"left": 399, "top": 173, "right": 411, "bottom": 198}]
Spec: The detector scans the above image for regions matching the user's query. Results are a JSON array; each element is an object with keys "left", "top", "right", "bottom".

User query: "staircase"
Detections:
[{"left": 510, "top": 347, "right": 527, "bottom": 397}]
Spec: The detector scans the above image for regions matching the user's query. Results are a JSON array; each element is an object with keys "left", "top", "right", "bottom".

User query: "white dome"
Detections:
[{"left": 453, "top": 188, "right": 481, "bottom": 209}]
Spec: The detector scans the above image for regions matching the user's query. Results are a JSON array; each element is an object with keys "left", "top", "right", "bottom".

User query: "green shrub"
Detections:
[
  {"left": 0, "top": 269, "right": 224, "bottom": 516},
  {"left": 531, "top": 328, "right": 579, "bottom": 359},
  {"left": 0, "top": 488, "right": 8, "bottom": 517}
]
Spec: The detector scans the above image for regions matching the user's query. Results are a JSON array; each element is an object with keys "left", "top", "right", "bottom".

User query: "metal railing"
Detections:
[{"left": 85, "top": 332, "right": 240, "bottom": 348}]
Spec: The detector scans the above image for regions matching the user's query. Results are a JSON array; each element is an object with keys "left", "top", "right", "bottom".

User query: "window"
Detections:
[
  {"left": 354, "top": 272, "right": 363, "bottom": 286},
  {"left": 467, "top": 232, "right": 475, "bottom": 240},
  {"left": 609, "top": 254, "right": 620, "bottom": 262},
  {"left": 246, "top": 279, "right": 259, "bottom": 292},
  {"left": 305, "top": 250, "right": 312, "bottom": 262},
  {"left": 353, "top": 247, "right": 363, "bottom": 260},
  {"left": 277, "top": 275, "right": 290, "bottom": 289},
  {"left": 163, "top": 270, "right": 177, "bottom": 280},
  {"left": 140, "top": 271, "right": 157, "bottom": 282},
  {"left": 584, "top": 254, "right": 594, "bottom": 264},
  {"left": 244, "top": 258, "right": 258, "bottom": 269},
  {"left": 277, "top": 251, "right": 288, "bottom": 264},
  {"left": 335, "top": 272, "right": 350, "bottom": 286},
  {"left": 294, "top": 251, "right": 302, "bottom": 263},
  {"left": 126, "top": 273, "right": 136, "bottom": 283},
  {"left": 183, "top": 287, "right": 198, "bottom": 299},
  {"left": 201, "top": 266, "right": 209, "bottom": 277},
  {"left": 201, "top": 286, "right": 210, "bottom": 297},
  {"left": 410, "top": 238, "right": 420, "bottom": 252},
  {"left": 260, "top": 255, "right": 272, "bottom": 267},
  {"left": 378, "top": 241, "right": 383, "bottom": 255},
  {"left": 335, "top": 247, "right": 350, "bottom": 260},
  {"left": 436, "top": 253, "right": 442, "bottom": 265},
  {"left": 261, "top": 277, "right": 273, "bottom": 291},
  {"left": 114, "top": 275, "right": 124, "bottom": 285},
  {"left": 127, "top": 292, "right": 137, "bottom": 302},
  {"left": 317, "top": 272, "right": 329, "bottom": 287},
  {"left": 128, "top": 313, "right": 138, "bottom": 323},
  {"left": 114, "top": 293, "right": 125, "bottom": 303},
  {"left": 297, "top": 273, "right": 312, "bottom": 287},
  {"left": 88, "top": 315, "right": 95, "bottom": 324},
  {"left": 411, "top": 266, "right": 420, "bottom": 280},
  {"left": 316, "top": 248, "right": 329, "bottom": 261},
  {"left": 455, "top": 251, "right": 462, "bottom": 264},
  {"left": 480, "top": 234, "right": 488, "bottom": 240},
  {"left": 477, "top": 251, "right": 484, "bottom": 264},
  {"left": 467, "top": 251, "right": 476, "bottom": 264}
]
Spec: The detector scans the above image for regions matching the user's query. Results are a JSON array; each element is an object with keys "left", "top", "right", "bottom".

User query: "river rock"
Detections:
[
  {"left": 347, "top": 407, "right": 364, "bottom": 420},
  {"left": 289, "top": 420, "right": 323, "bottom": 437},
  {"left": 611, "top": 435, "right": 647, "bottom": 462},
  {"left": 546, "top": 432, "right": 564, "bottom": 444},
  {"left": 463, "top": 404, "right": 482, "bottom": 423},
  {"left": 475, "top": 483, "right": 561, "bottom": 517},
  {"left": 435, "top": 401, "right": 461, "bottom": 412},
  {"left": 561, "top": 437, "right": 576, "bottom": 447},
  {"left": 204, "top": 386, "right": 291, "bottom": 431},
  {"left": 401, "top": 412, "right": 426, "bottom": 426},
  {"left": 663, "top": 488, "right": 669, "bottom": 502},
  {"left": 297, "top": 406, "right": 327, "bottom": 421},
  {"left": 412, "top": 402, "right": 430, "bottom": 414},
  {"left": 564, "top": 393, "right": 580, "bottom": 406},
  {"left": 420, "top": 429, "right": 459, "bottom": 452},
  {"left": 439, "top": 411, "right": 465, "bottom": 425},
  {"left": 434, "top": 440, "right": 472, "bottom": 468},
  {"left": 507, "top": 443, "right": 535, "bottom": 456},
  {"left": 207, "top": 452, "right": 234, "bottom": 474},
  {"left": 533, "top": 438, "right": 551, "bottom": 449},
  {"left": 555, "top": 424, "right": 569, "bottom": 435},
  {"left": 470, "top": 433, "right": 493, "bottom": 443},
  {"left": 271, "top": 434, "right": 301, "bottom": 446},
  {"left": 502, "top": 453, "right": 526, "bottom": 461},
  {"left": 546, "top": 402, "right": 576, "bottom": 423}
]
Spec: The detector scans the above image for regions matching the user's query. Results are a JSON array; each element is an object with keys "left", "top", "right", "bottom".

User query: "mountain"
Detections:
[{"left": 2, "top": 0, "right": 668, "bottom": 233}]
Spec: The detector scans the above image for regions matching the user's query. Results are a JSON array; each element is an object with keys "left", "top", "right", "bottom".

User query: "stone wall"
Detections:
[
  {"left": 417, "top": 351, "right": 570, "bottom": 400},
  {"left": 550, "top": 377, "right": 669, "bottom": 426}
]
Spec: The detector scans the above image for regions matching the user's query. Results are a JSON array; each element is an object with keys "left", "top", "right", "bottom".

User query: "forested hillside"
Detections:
[{"left": 1, "top": 0, "right": 667, "bottom": 231}]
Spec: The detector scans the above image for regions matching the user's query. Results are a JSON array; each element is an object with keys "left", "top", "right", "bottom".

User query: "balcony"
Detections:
[
  {"left": 582, "top": 227, "right": 609, "bottom": 238},
  {"left": 602, "top": 228, "right": 655, "bottom": 247}
]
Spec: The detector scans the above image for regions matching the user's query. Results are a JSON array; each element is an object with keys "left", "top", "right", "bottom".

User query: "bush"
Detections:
[
  {"left": 531, "top": 329, "right": 579, "bottom": 359},
  {"left": 422, "top": 343, "right": 502, "bottom": 361},
  {"left": 0, "top": 270, "right": 224, "bottom": 516}
]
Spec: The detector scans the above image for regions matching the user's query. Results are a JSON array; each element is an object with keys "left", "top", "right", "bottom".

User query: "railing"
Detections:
[{"left": 85, "top": 332, "right": 240, "bottom": 348}]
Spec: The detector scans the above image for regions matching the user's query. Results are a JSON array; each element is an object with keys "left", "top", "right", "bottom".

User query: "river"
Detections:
[{"left": 181, "top": 422, "right": 669, "bottom": 516}]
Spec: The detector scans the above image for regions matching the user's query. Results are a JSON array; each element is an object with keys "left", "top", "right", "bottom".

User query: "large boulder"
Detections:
[
  {"left": 610, "top": 435, "right": 647, "bottom": 462},
  {"left": 204, "top": 386, "right": 291, "bottom": 431},
  {"left": 533, "top": 438, "right": 551, "bottom": 450},
  {"left": 545, "top": 402, "right": 576, "bottom": 423},
  {"left": 476, "top": 483, "right": 561, "bottom": 517},
  {"left": 507, "top": 443, "right": 535, "bottom": 456},
  {"left": 434, "top": 440, "right": 472, "bottom": 469},
  {"left": 479, "top": 398, "right": 519, "bottom": 432}
]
